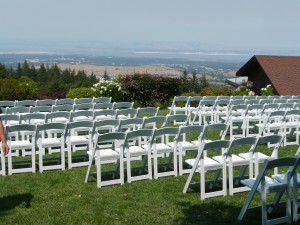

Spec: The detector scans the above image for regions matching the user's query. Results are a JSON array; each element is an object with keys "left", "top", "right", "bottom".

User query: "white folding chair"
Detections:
[
  {"left": 149, "top": 127, "right": 180, "bottom": 179},
  {"left": 93, "top": 109, "right": 116, "bottom": 121},
  {"left": 213, "top": 137, "right": 258, "bottom": 195},
  {"left": 37, "top": 123, "right": 66, "bottom": 172},
  {"left": 183, "top": 140, "right": 231, "bottom": 200},
  {"left": 168, "top": 96, "right": 190, "bottom": 116},
  {"left": 123, "top": 129, "right": 154, "bottom": 183},
  {"left": 176, "top": 125, "right": 205, "bottom": 175},
  {"left": 65, "top": 121, "right": 94, "bottom": 169},
  {"left": 85, "top": 132, "right": 126, "bottom": 188},
  {"left": 238, "top": 156, "right": 300, "bottom": 225},
  {"left": 6, "top": 124, "right": 37, "bottom": 175},
  {"left": 239, "top": 134, "right": 284, "bottom": 178}
]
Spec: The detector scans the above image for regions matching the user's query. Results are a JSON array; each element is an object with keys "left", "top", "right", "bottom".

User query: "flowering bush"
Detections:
[
  {"left": 260, "top": 84, "right": 274, "bottom": 96},
  {"left": 92, "top": 78, "right": 123, "bottom": 102},
  {"left": 234, "top": 80, "right": 255, "bottom": 96}
]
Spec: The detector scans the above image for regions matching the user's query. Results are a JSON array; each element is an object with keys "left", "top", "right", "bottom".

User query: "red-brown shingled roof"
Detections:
[{"left": 236, "top": 55, "right": 300, "bottom": 95}]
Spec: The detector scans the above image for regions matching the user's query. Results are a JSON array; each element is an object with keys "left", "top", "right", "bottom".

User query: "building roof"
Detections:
[{"left": 236, "top": 55, "right": 300, "bottom": 95}]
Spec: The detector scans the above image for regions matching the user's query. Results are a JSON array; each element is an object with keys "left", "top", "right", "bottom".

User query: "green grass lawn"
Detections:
[{"left": 1, "top": 110, "right": 300, "bottom": 225}]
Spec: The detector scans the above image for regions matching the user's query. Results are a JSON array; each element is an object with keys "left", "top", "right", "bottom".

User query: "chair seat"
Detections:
[
  {"left": 153, "top": 143, "right": 174, "bottom": 153},
  {"left": 125, "top": 146, "right": 148, "bottom": 157},
  {"left": 88, "top": 149, "right": 119, "bottom": 160},
  {"left": 241, "top": 176, "right": 286, "bottom": 193},
  {"left": 69, "top": 136, "right": 89, "bottom": 145},
  {"left": 272, "top": 173, "right": 300, "bottom": 185},
  {"left": 238, "top": 152, "right": 274, "bottom": 162},
  {"left": 185, "top": 157, "right": 223, "bottom": 170},
  {"left": 53, "top": 118, "right": 69, "bottom": 123},
  {"left": 40, "top": 138, "right": 62, "bottom": 148},
  {"left": 213, "top": 154, "right": 249, "bottom": 166},
  {"left": 10, "top": 140, "right": 33, "bottom": 149},
  {"left": 179, "top": 141, "right": 198, "bottom": 150}
]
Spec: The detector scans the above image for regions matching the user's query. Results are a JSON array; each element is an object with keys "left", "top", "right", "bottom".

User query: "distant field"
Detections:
[{"left": 56, "top": 63, "right": 183, "bottom": 78}]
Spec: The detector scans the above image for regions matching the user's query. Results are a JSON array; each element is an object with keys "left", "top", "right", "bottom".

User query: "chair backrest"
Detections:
[
  {"left": 36, "top": 99, "right": 57, "bottom": 106},
  {"left": 15, "top": 100, "right": 36, "bottom": 107},
  {"left": 92, "top": 97, "right": 112, "bottom": 103},
  {"left": 46, "top": 111, "right": 71, "bottom": 123},
  {"left": 245, "top": 99, "right": 259, "bottom": 105},
  {"left": 188, "top": 96, "right": 203, "bottom": 108},
  {"left": 7, "top": 106, "right": 32, "bottom": 114},
  {"left": 56, "top": 98, "right": 75, "bottom": 105},
  {"left": 20, "top": 113, "right": 46, "bottom": 124},
  {"left": 113, "top": 102, "right": 134, "bottom": 109},
  {"left": 151, "top": 127, "right": 180, "bottom": 145},
  {"left": 74, "top": 98, "right": 93, "bottom": 104},
  {"left": 273, "top": 99, "right": 287, "bottom": 104},
  {"left": 37, "top": 122, "right": 67, "bottom": 141},
  {"left": 227, "top": 136, "right": 258, "bottom": 158},
  {"left": 92, "top": 119, "right": 120, "bottom": 134},
  {"left": 93, "top": 109, "right": 117, "bottom": 121},
  {"left": 200, "top": 123, "right": 228, "bottom": 141},
  {"left": 260, "top": 110, "right": 286, "bottom": 135},
  {"left": 124, "top": 129, "right": 154, "bottom": 148},
  {"left": 0, "top": 114, "right": 20, "bottom": 126},
  {"left": 0, "top": 100, "right": 16, "bottom": 108},
  {"left": 70, "top": 110, "right": 94, "bottom": 122},
  {"left": 94, "top": 132, "right": 126, "bottom": 150},
  {"left": 73, "top": 103, "right": 94, "bottom": 111},
  {"left": 115, "top": 108, "right": 137, "bottom": 119},
  {"left": 176, "top": 125, "right": 205, "bottom": 142},
  {"left": 141, "top": 116, "right": 166, "bottom": 129},
  {"left": 66, "top": 121, "right": 94, "bottom": 137},
  {"left": 169, "top": 96, "right": 190, "bottom": 112},
  {"left": 278, "top": 103, "right": 294, "bottom": 111},
  {"left": 162, "top": 114, "right": 188, "bottom": 127},
  {"left": 117, "top": 118, "right": 143, "bottom": 132},
  {"left": 31, "top": 105, "right": 53, "bottom": 113},
  {"left": 52, "top": 104, "right": 74, "bottom": 112},
  {"left": 136, "top": 107, "right": 159, "bottom": 118},
  {"left": 5, "top": 124, "right": 37, "bottom": 143},
  {"left": 94, "top": 102, "right": 114, "bottom": 110}
]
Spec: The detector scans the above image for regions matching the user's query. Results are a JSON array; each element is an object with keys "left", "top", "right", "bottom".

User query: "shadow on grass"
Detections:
[
  {"left": 0, "top": 193, "right": 33, "bottom": 215},
  {"left": 175, "top": 199, "right": 263, "bottom": 225}
]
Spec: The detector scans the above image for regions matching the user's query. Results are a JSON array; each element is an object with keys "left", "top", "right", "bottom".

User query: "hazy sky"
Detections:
[{"left": 1, "top": 0, "right": 300, "bottom": 51}]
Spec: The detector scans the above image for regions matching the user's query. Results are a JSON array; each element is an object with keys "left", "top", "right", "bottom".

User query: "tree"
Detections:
[
  {"left": 180, "top": 69, "right": 190, "bottom": 93},
  {"left": 103, "top": 70, "right": 109, "bottom": 80},
  {"left": 199, "top": 74, "right": 209, "bottom": 90}
]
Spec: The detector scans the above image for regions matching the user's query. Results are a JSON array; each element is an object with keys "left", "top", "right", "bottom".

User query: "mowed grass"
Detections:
[{"left": 1, "top": 110, "right": 300, "bottom": 225}]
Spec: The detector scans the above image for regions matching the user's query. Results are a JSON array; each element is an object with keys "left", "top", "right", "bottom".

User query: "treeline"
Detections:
[{"left": 0, "top": 61, "right": 98, "bottom": 100}]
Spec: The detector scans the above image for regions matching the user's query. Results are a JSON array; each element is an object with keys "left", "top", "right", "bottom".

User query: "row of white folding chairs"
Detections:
[
  {"left": 0, "top": 101, "right": 134, "bottom": 115},
  {"left": 223, "top": 106, "right": 300, "bottom": 142},
  {"left": 169, "top": 95, "right": 300, "bottom": 116},
  {"left": 182, "top": 134, "right": 289, "bottom": 200},
  {"left": 0, "top": 107, "right": 160, "bottom": 127},
  {"left": 0, "top": 113, "right": 189, "bottom": 176},
  {"left": 85, "top": 122, "right": 229, "bottom": 188},
  {"left": 0, "top": 97, "right": 112, "bottom": 108}
]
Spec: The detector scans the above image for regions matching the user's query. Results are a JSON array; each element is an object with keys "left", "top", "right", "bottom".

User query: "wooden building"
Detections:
[{"left": 236, "top": 55, "right": 300, "bottom": 95}]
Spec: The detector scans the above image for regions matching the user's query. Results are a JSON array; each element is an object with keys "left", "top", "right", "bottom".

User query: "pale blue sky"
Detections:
[{"left": 1, "top": 0, "right": 300, "bottom": 52}]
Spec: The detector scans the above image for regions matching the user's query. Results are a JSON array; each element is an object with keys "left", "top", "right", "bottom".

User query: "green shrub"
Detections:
[
  {"left": 119, "top": 73, "right": 181, "bottom": 108},
  {"left": 0, "top": 77, "right": 39, "bottom": 100},
  {"left": 66, "top": 87, "right": 95, "bottom": 98},
  {"left": 19, "top": 76, "right": 38, "bottom": 99}
]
